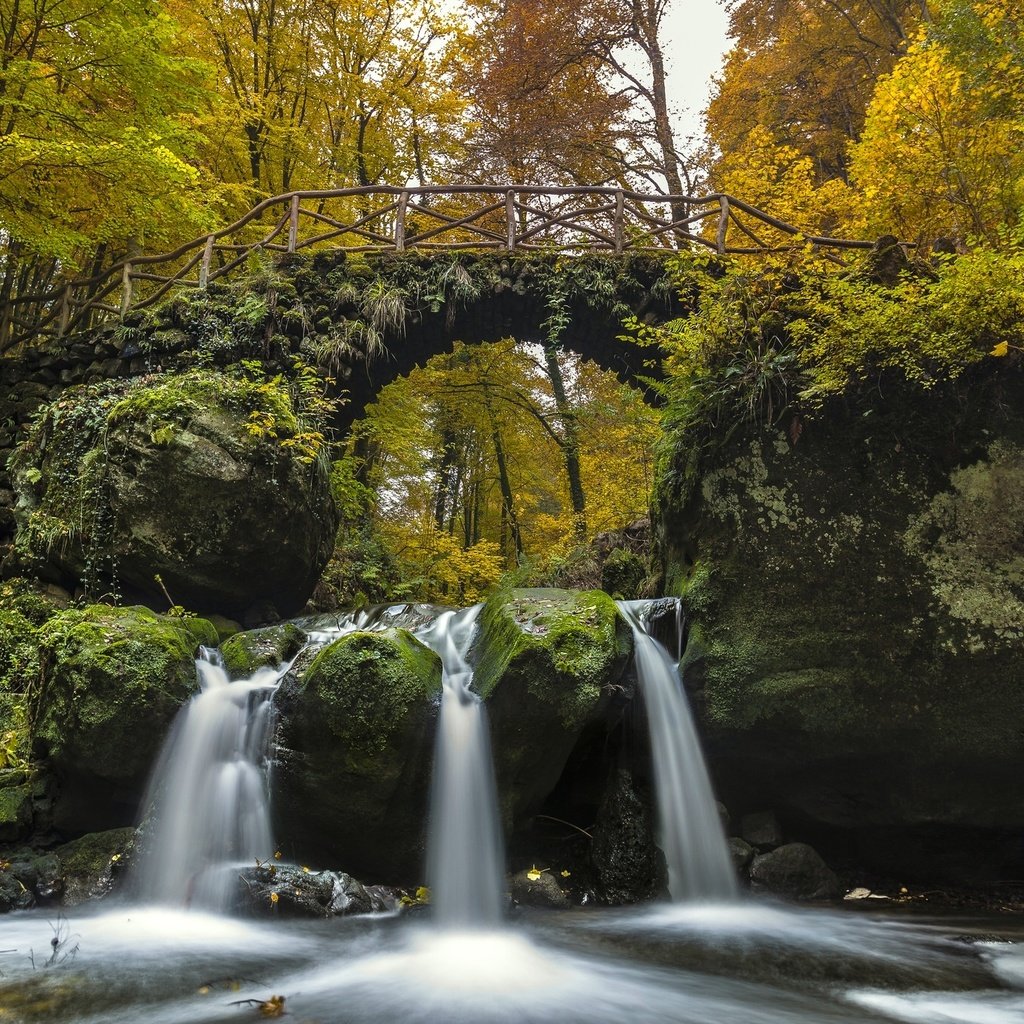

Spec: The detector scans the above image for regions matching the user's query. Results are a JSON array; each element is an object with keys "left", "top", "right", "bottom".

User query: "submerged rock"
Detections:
[
  {"left": 474, "top": 589, "right": 632, "bottom": 826},
  {"left": 9, "top": 370, "right": 337, "bottom": 617},
  {"left": 749, "top": 842, "right": 842, "bottom": 901},
  {"left": 274, "top": 628, "right": 441, "bottom": 882},
  {"left": 32, "top": 605, "right": 213, "bottom": 831}
]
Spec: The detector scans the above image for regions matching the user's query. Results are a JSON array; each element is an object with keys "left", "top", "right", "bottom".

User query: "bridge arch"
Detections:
[{"left": 315, "top": 251, "right": 681, "bottom": 430}]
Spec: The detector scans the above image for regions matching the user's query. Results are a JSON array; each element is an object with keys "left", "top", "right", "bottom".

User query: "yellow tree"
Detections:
[
  {"left": 850, "top": 0, "right": 1024, "bottom": 244},
  {"left": 0, "top": 0, "right": 219, "bottom": 346},
  {"left": 706, "top": 0, "right": 924, "bottom": 184},
  {"left": 164, "top": 0, "right": 465, "bottom": 197}
]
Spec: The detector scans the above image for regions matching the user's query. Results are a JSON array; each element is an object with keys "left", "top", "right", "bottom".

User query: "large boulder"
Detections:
[
  {"left": 32, "top": 605, "right": 215, "bottom": 831},
  {"left": 473, "top": 589, "right": 632, "bottom": 826},
  {"left": 661, "top": 366, "right": 1024, "bottom": 882},
  {"left": 274, "top": 628, "right": 442, "bottom": 882},
  {"left": 10, "top": 369, "right": 337, "bottom": 618}
]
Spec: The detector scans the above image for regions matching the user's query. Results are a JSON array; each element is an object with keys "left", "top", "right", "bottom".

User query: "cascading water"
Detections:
[
  {"left": 417, "top": 605, "right": 506, "bottom": 929},
  {"left": 619, "top": 600, "right": 738, "bottom": 903},
  {"left": 133, "top": 650, "right": 281, "bottom": 910}
]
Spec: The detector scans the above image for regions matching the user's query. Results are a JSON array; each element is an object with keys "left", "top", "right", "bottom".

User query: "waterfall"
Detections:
[
  {"left": 417, "top": 606, "right": 506, "bottom": 929},
  {"left": 132, "top": 651, "right": 281, "bottom": 910},
  {"left": 618, "top": 601, "right": 738, "bottom": 903}
]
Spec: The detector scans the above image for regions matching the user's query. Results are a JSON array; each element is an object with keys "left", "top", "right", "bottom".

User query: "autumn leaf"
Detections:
[
  {"left": 990, "top": 341, "right": 1009, "bottom": 357},
  {"left": 526, "top": 865, "right": 547, "bottom": 882},
  {"left": 260, "top": 996, "right": 286, "bottom": 1018}
]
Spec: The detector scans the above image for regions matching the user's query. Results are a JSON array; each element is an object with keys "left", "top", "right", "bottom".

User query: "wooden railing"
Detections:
[{"left": 0, "top": 185, "right": 877, "bottom": 350}]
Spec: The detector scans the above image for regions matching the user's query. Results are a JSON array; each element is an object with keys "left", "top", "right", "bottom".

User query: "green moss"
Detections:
[
  {"left": 475, "top": 588, "right": 630, "bottom": 730},
  {"left": 0, "top": 782, "right": 32, "bottom": 838},
  {"left": 33, "top": 605, "right": 201, "bottom": 781},
  {"left": 303, "top": 629, "right": 440, "bottom": 764},
  {"left": 220, "top": 622, "right": 308, "bottom": 678}
]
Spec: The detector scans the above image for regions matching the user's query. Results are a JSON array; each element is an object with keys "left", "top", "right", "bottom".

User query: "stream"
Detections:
[{"left": 1, "top": 899, "right": 1022, "bottom": 1023}]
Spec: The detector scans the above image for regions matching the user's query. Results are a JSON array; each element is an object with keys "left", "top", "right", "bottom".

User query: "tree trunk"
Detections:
[{"left": 544, "top": 345, "right": 587, "bottom": 538}]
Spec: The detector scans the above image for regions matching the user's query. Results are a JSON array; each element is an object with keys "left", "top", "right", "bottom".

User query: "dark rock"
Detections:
[
  {"left": 662, "top": 367, "right": 1024, "bottom": 883},
  {"left": 591, "top": 768, "right": 660, "bottom": 903},
  {"left": 729, "top": 837, "right": 755, "bottom": 873},
  {"left": 474, "top": 589, "right": 632, "bottom": 828},
  {"left": 274, "top": 628, "right": 441, "bottom": 882},
  {"left": 510, "top": 868, "right": 570, "bottom": 909},
  {"left": 33, "top": 605, "right": 213, "bottom": 830},
  {"left": 740, "top": 811, "right": 783, "bottom": 850},
  {"left": 10, "top": 371, "right": 337, "bottom": 617},
  {"left": 866, "top": 235, "right": 909, "bottom": 285},
  {"left": 55, "top": 827, "right": 135, "bottom": 905},
  {"left": 750, "top": 842, "right": 842, "bottom": 901},
  {"left": 236, "top": 863, "right": 380, "bottom": 918}
]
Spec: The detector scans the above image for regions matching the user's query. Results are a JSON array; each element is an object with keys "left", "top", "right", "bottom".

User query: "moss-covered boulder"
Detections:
[
  {"left": 659, "top": 366, "right": 1024, "bottom": 882},
  {"left": 54, "top": 826, "right": 135, "bottom": 905},
  {"left": 10, "top": 369, "right": 338, "bottom": 618},
  {"left": 274, "top": 628, "right": 441, "bottom": 881},
  {"left": 474, "top": 589, "right": 632, "bottom": 825},
  {"left": 220, "top": 622, "right": 308, "bottom": 678},
  {"left": 33, "top": 605, "right": 213, "bottom": 831}
]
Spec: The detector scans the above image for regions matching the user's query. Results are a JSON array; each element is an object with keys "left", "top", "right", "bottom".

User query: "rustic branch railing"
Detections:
[{"left": 0, "top": 185, "right": 879, "bottom": 350}]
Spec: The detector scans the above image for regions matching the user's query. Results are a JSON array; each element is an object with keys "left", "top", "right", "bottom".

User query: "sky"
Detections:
[{"left": 659, "top": 0, "right": 733, "bottom": 143}]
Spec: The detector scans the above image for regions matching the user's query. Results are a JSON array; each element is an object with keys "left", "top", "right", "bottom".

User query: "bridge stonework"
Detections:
[{"left": 0, "top": 251, "right": 680, "bottom": 555}]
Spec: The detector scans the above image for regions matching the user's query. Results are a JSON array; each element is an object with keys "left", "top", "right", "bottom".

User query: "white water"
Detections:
[
  {"left": 417, "top": 605, "right": 506, "bottom": 928},
  {"left": 619, "top": 600, "right": 739, "bottom": 903},
  {"left": 132, "top": 652, "right": 280, "bottom": 909}
]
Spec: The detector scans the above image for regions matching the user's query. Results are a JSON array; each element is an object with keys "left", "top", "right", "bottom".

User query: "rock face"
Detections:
[
  {"left": 10, "top": 370, "right": 337, "bottom": 618},
  {"left": 473, "top": 589, "right": 632, "bottom": 826},
  {"left": 274, "top": 628, "right": 442, "bottom": 882},
  {"left": 661, "top": 366, "right": 1024, "bottom": 882},
  {"left": 32, "top": 605, "right": 214, "bottom": 831}
]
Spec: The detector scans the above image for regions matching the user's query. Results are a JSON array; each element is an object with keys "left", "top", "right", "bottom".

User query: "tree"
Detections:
[
  {"left": 0, "top": 0, "right": 219, "bottom": 347},
  {"left": 706, "top": 0, "right": 925, "bottom": 184},
  {"left": 850, "top": 0, "right": 1024, "bottom": 244}
]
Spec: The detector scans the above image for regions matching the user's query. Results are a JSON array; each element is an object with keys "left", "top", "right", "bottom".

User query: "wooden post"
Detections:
[
  {"left": 57, "top": 284, "right": 72, "bottom": 338},
  {"left": 716, "top": 196, "right": 730, "bottom": 254},
  {"left": 288, "top": 195, "right": 300, "bottom": 254},
  {"left": 396, "top": 190, "right": 409, "bottom": 252},
  {"left": 199, "top": 235, "right": 215, "bottom": 291},
  {"left": 614, "top": 190, "right": 625, "bottom": 253},
  {"left": 506, "top": 190, "right": 516, "bottom": 251},
  {"left": 120, "top": 263, "right": 133, "bottom": 318}
]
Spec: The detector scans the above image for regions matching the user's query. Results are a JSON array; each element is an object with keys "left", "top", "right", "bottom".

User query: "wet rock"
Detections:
[
  {"left": 750, "top": 842, "right": 842, "bottom": 901},
  {"left": 740, "top": 811, "right": 783, "bottom": 850},
  {"left": 33, "top": 606, "right": 213, "bottom": 831},
  {"left": 237, "top": 863, "right": 384, "bottom": 918},
  {"left": 591, "top": 768, "right": 660, "bottom": 903},
  {"left": 0, "top": 781, "right": 32, "bottom": 842},
  {"left": 220, "top": 622, "right": 307, "bottom": 678},
  {"left": 474, "top": 589, "right": 632, "bottom": 827},
  {"left": 729, "top": 837, "right": 755, "bottom": 873},
  {"left": 664, "top": 366, "right": 1024, "bottom": 882},
  {"left": 55, "top": 827, "right": 135, "bottom": 905},
  {"left": 274, "top": 628, "right": 441, "bottom": 882},
  {"left": 510, "top": 868, "right": 570, "bottom": 909}
]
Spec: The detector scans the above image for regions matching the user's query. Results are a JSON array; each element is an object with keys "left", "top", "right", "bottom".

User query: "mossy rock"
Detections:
[
  {"left": 660, "top": 366, "right": 1024, "bottom": 882},
  {"left": 601, "top": 548, "right": 646, "bottom": 600},
  {"left": 220, "top": 622, "right": 308, "bottom": 678},
  {"left": 0, "top": 605, "right": 39, "bottom": 772},
  {"left": 55, "top": 826, "right": 135, "bottom": 905},
  {"left": 474, "top": 588, "right": 632, "bottom": 824},
  {"left": 33, "top": 605, "right": 211, "bottom": 831},
  {"left": 10, "top": 370, "right": 338, "bottom": 618},
  {"left": 274, "top": 628, "right": 441, "bottom": 882}
]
